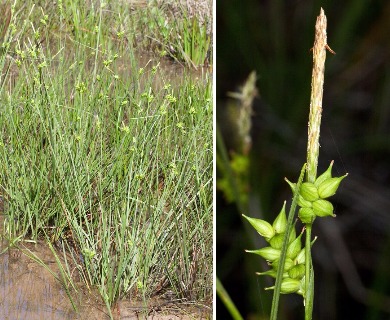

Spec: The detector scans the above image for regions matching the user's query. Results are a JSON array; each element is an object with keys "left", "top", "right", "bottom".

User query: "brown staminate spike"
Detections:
[{"left": 306, "top": 8, "right": 331, "bottom": 183}]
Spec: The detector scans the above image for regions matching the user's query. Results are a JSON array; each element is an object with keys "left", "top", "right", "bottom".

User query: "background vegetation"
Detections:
[{"left": 217, "top": 1, "right": 390, "bottom": 319}]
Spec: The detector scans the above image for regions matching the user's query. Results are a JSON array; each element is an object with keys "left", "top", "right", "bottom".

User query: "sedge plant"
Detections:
[
  {"left": 243, "top": 9, "right": 347, "bottom": 320},
  {"left": 137, "top": 1, "right": 212, "bottom": 68},
  {"left": 0, "top": 1, "right": 212, "bottom": 317}
]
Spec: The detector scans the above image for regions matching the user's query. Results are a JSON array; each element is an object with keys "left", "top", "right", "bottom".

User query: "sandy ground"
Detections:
[{"left": 0, "top": 238, "right": 210, "bottom": 319}]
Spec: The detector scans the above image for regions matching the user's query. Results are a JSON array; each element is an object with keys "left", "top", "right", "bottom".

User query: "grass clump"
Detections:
[
  {"left": 0, "top": 0, "right": 212, "bottom": 316},
  {"left": 133, "top": 0, "right": 212, "bottom": 67}
]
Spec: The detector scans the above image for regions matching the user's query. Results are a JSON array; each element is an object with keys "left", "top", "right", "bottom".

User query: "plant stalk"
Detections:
[
  {"left": 306, "top": 8, "right": 329, "bottom": 183},
  {"left": 270, "top": 164, "right": 306, "bottom": 320},
  {"left": 305, "top": 223, "right": 312, "bottom": 320},
  {"left": 305, "top": 8, "right": 331, "bottom": 319},
  {"left": 216, "top": 276, "right": 244, "bottom": 320}
]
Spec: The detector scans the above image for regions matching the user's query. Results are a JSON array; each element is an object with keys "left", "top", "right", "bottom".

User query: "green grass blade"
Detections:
[{"left": 216, "top": 276, "right": 244, "bottom": 320}]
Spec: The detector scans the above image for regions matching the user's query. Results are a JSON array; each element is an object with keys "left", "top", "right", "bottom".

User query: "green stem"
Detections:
[
  {"left": 270, "top": 164, "right": 306, "bottom": 320},
  {"left": 216, "top": 276, "right": 244, "bottom": 320},
  {"left": 305, "top": 223, "right": 312, "bottom": 320},
  {"left": 304, "top": 8, "right": 329, "bottom": 319}
]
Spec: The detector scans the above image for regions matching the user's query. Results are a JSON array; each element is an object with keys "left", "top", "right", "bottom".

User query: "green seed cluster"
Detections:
[
  {"left": 243, "top": 204, "right": 307, "bottom": 295},
  {"left": 286, "top": 161, "right": 347, "bottom": 224},
  {"left": 243, "top": 161, "right": 347, "bottom": 296}
]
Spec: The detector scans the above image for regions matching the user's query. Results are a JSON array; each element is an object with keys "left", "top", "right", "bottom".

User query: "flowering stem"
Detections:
[
  {"left": 307, "top": 8, "right": 328, "bottom": 183},
  {"left": 305, "top": 8, "right": 331, "bottom": 319}
]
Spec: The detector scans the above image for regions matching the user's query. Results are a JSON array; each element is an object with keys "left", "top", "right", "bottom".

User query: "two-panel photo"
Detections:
[{"left": 0, "top": 1, "right": 389, "bottom": 319}]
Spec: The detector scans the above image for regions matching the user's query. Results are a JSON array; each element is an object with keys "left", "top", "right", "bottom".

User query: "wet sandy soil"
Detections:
[
  {"left": 0, "top": 196, "right": 209, "bottom": 320},
  {"left": 0, "top": 237, "right": 210, "bottom": 319}
]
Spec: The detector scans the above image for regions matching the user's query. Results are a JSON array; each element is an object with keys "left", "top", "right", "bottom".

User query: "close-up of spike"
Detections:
[{"left": 216, "top": 1, "right": 390, "bottom": 320}]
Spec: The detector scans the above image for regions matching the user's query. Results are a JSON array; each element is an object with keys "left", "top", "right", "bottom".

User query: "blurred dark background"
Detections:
[{"left": 216, "top": 1, "right": 390, "bottom": 319}]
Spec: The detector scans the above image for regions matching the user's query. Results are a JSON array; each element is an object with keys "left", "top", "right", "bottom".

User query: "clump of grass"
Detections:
[
  {"left": 133, "top": 1, "right": 212, "bottom": 67},
  {"left": 0, "top": 1, "right": 212, "bottom": 316}
]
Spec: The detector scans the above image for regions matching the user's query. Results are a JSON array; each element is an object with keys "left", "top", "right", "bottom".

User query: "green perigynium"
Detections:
[
  {"left": 286, "top": 232, "right": 303, "bottom": 260},
  {"left": 298, "top": 207, "right": 316, "bottom": 224},
  {"left": 242, "top": 214, "right": 275, "bottom": 240},
  {"left": 269, "top": 233, "right": 285, "bottom": 249},
  {"left": 313, "top": 162, "right": 347, "bottom": 197},
  {"left": 295, "top": 247, "right": 306, "bottom": 265},
  {"left": 272, "top": 257, "right": 294, "bottom": 272},
  {"left": 266, "top": 278, "right": 302, "bottom": 295},
  {"left": 317, "top": 176, "right": 345, "bottom": 198},
  {"left": 272, "top": 202, "right": 287, "bottom": 234},
  {"left": 314, "top": 160, "right": 333, "bottom": 187},
  {"left": 312, "top": 199, "right": 334, "bottom": 217},
  {"left": 297, "top": 195, "right": 313, "bottom": 209},
  {"left": 280, "top": 278, "right": 302, "bottom": 294},
  {"left": 257, "top": 269, "right": 277, "bottom": 278},
  {"left": 288, "top": 263, "right": 306, "bottom": 279},
  {"left": 246, "top": 247, "right": 281, "bottom": 261},
  {"left": 300, "top": 182, "right": 319, "bottom": 202}
]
